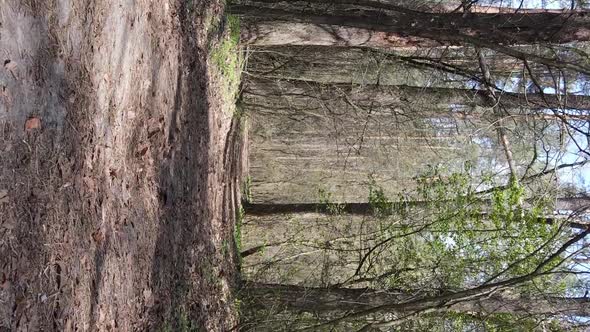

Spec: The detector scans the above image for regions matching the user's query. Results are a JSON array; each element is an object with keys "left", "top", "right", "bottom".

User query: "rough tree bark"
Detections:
[
  {"left": 244, "top": 282, "right": 590, "bottom": 317},
  {"left": 231, "top": 1, "right": 590, "bottom": 48},
  {"left": 245, "top": 78, "right": 590, "bottom": 113},
  {"left": 246, "top": 46, "right": 581, "bottom": 90}
]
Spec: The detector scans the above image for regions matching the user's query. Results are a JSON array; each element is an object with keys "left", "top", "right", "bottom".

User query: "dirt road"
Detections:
[{"left": 0, "top": 1, "right": 241, "bottom": 330}]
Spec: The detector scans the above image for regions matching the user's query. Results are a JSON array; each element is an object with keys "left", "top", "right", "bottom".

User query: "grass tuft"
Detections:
[
  {"left": 234, "top": 204, "right": 244, "bottom": 265},
  {"left": 242, "top": 176, "right": 252, "bottom": 203},
  {"left": 210, "top": 15, "right": 243, "bottom": 116}
]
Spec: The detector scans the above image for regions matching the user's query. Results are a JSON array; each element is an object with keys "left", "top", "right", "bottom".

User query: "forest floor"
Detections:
[{"left": 1, "top": 1, "right": 245, "bottom": 331}]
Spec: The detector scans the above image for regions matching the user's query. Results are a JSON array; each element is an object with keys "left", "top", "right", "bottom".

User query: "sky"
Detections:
[
  {"left": 488, "top": 0, "right": 590, "bottom": 193},
  {"left": 480, "top": 0, "right": 587, "bottom": 9}
]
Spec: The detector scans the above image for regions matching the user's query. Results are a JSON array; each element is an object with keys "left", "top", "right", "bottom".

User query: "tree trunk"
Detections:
[
  {"left": 245, "top": 77, "right": 590, "bottom": 113},
  {"left": 243, "top": 282, "right": 590, "bottom": 317},
  {"left": 240, "top": 20, "right": 441, "bottom": 49},
  {"left": 246, "top": 46, "right": 443, "bottom": 86},
  {"left": 231, "top": 1, "right": 590, "bottom": 47},
  {"left": 246, "top": 45, "right": 578, "bottom": 90},
  {"left": 244, "top": 197, "right": 590, "bottom": 216}
]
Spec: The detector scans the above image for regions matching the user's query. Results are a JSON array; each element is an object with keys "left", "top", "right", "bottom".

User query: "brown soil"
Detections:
[{"left": 0, "top": 1, "right": 242, "bottom": 331}]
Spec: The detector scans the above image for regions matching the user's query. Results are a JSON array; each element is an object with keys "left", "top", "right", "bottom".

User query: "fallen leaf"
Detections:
[
  {"left": 24, "top": 117, "right": 41, "bottom": 131},
  {"left": 0, "top": 189, "right": 8, "bottom": 204},
  {"left": 143, "top": 289, "right": 152, "bottom": 300},
  {"left": 136, "top": 144, "right": 149, "bottom": 157},
  {"left": 1, "top": 277, "right": 10, "bottom": 290},
  {"left": 83, "top": 177, "right": 95, "bottom": 191},
  {"left": 4, "top": 59, "right": 17, "bottom": 71},
  {"left": 147, "top": 118, "right": 160, "bottom": 138},
  {"left": 92, "top": 229, "right": 104, "bottom": 244},
  {"left": 1, "top": 222, "right": 15, "bottom": 230}
]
